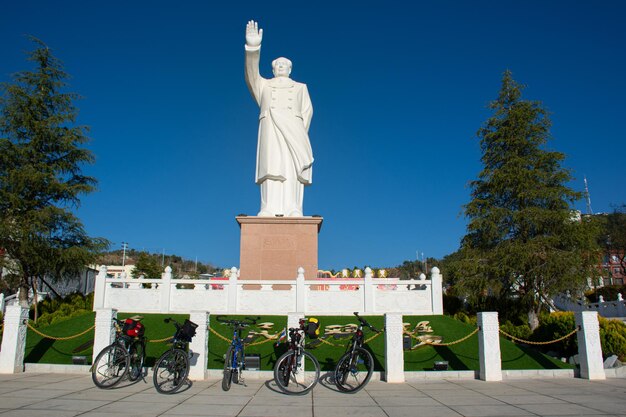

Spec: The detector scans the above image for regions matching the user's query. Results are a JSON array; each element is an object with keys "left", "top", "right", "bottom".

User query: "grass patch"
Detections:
[
  {"left": 24, "top": 312, "right": 188, "bottom": 366},
  {"left": 403, "top": 315, "right": 573, "bottom": 371},
  {"left": 208, "top": 315, "right": 288, "bottom": 371},
  {"left": 23, "top": 312, "right": 573, "bottom": 371},
  {"left": 25, "top": 312, "right": 96, "bottom": 365}
]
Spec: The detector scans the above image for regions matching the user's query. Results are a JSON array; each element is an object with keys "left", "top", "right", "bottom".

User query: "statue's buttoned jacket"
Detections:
[{"left": 245, "top": 45, "right": 313, "bottom": 185}]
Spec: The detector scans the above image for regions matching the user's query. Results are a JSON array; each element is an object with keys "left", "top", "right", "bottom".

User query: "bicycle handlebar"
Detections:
[
  {"left": 353, "top": 312, "right": 382, "bottom": 333},
  {"left": 216, "top": 316, "right": 259, "bottom": 327}
]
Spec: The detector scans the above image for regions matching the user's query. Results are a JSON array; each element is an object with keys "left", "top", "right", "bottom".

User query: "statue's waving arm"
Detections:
[{"left": 245, "top": 20, "right": 264, "bottom": 104}]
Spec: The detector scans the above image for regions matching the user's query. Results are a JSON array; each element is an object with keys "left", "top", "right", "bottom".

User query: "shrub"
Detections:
[
  {"left": 599, "top": 317, "right": 626, "bottom": 361},
  {"left": 587, "top": 285, "right": 625, "bottom": 303},
  {"left": 453, "top": 311, "right": 476, "bottom": 326},
  {"left": 500, "top": 321, "right": 532, "bottom": 341},
  {"left": 443, "top": 294, "right": 463, "bottom": 315},
  {"left": 531, "top": 312, "right": 577, "bottom": 357}
]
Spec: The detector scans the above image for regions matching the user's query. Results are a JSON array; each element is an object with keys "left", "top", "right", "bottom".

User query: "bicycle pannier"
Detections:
[
  {"left": 123, "top": 319, "right": 145, "bottom": 338},
  {"left": 305, "top": 317, "right": 320, "bottom": 339},
  {"left": 179, "top": 319, "right": 198, "bottom": 342}
]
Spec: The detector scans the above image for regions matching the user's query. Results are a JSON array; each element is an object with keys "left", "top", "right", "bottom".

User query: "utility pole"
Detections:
[
  {"left": 584, "top": 175, "right": 593, "bottom": 215},
  {"left": 121, "top": 242, "right": 128, "bottom": 266}
]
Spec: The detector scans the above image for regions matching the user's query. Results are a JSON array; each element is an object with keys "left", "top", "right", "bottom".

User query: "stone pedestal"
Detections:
[{"left": 236, "top": 216, "right": 323, "bottom": 280}]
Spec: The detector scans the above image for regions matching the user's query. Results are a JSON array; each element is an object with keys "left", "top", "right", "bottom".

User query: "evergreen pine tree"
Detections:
[
  {"left": 459, "top": 70, "right": 600, "bottom": 329},
  {"left": 0, "top": 38, "right": 107, "bottom": 307}
]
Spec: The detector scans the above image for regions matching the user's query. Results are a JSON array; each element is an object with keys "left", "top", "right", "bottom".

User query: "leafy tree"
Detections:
[
  {"left": 131, "top": 252, "right": 163, "bottom": 279},
  {"left": 457, "top": 70, "right": 600, "bottom": 330},
  {"left": 600, "top": 205, "right": 626, "bottom": 278},
  {"left": 0, "top": 38, "right": 107, "bottom": 308}
]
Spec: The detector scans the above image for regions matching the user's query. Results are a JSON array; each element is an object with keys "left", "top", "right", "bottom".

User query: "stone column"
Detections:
[
  {"left": 160, "top": 266, "right": 172, "bottom": 313},
  {"left": 575, "top": 311, "right": 605, "bottom": 380},
  {"left": 287, "top": 312, "right": 304, "bottom": 373},
  {"left": 92, "top": 309, "right": 117, "bottom": 365},
  {"left": 0, "top": 305, "right": 29, "bottom": 373},
  {"left": 430, "top": 267, "right": 443, "bottom": 315},
  {"left": 188, "top": 311, "right": 209, "bottom": 381},
  {"left": 93, "top": 265, "right": 107, "bottom": 309},
  {"left": 384, "top": 313, "right": 404, "bottom": 383},
  {"left": 364, "top": 267, "right": 374, "bottom": 313},
  {"left": 478, "top": 312, "right": 502, "bottom": 381},
  {"left": 227, "top": 267, "right": 238, "bottom": 313},
  {"left": 295, "top": 268, "right": 306, "bottom": 312}
]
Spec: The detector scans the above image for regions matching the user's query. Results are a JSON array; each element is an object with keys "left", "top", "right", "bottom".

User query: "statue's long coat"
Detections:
[{"left": 245, "top": 45, "right": 313, "bottom": 185}]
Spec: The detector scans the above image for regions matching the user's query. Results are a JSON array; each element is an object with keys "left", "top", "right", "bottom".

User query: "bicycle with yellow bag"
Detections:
[{"left": 273, "top": 317, "right": 321, "bottom": 395}]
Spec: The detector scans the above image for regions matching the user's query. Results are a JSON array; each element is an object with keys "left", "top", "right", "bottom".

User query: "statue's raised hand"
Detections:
[{"left": 246, "top": 20, "right": 263, "bottom": 47}]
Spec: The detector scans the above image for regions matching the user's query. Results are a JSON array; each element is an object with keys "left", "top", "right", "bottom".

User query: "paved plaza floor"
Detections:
[{"left": 0, "top": 373, "right": 625, "bottom": 417}]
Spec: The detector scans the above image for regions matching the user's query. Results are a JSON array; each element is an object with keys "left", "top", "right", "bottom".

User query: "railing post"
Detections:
[
  {"left": 0, "top": 293, "right": 5, "bottom": 314},
  {"left": 93, "top": 265, "right": 107, "bottom": 310},
  {"left": 92, "top": 308, "right": 118, "bottom": 366},
  {"left": 188, "top": 311, "right": 209, "bottom": 381},
  {"left": 575, "top": 311, "right": 606, "bottom": 380},
  {"left": 430, "top": 267, "right": 443, "bottom": 315},
  {"left": 384, "top": 313, "right": 404, "bottom": 383},
  {"left": 478, "top": 311, "right": 502, "bottom": 381},
  {"left": 364, "top": 267, "right": 374, "bottom": 313},
  {"left": 296, "top": 267, "right": 306, "bottom": 312},
  {"left": 160, "top": 266, "right": 172, "bottom": 313},
  {"left": 287, "top": 312, "right": 304, "bottom": 373},
  {"left": 228, "top": 267, "right": 238, "bottom": 313},
  {"left": 0, "top": 305, "right": 29, "bottom": 373}
]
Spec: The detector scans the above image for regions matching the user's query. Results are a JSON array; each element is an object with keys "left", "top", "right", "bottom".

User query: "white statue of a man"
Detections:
[{"left": 244, "top": 20, "right": 314, "bottom": 217}]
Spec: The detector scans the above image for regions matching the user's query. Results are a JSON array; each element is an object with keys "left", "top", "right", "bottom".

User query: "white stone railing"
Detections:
[
  {"left": 554, "top": 294, "right": 626, "bottom": 318},
  {"left": 93, "top": 265, "right": 444, "bottom": 315}
]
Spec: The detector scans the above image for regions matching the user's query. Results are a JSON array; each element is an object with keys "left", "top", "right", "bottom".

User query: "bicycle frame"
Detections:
[{"left": 228, "top": 325, "right": 246, "bottom": 371}]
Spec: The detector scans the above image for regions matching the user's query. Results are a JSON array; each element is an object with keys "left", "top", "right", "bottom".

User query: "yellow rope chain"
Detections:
[
  {"left": 27, "top": 322, "right": 95, "bottom": 341},
  {"left": 499, "top": 328, "right": 578, "bottom": 345},
  {"left": 404, "top": 328, "right": 479, "bottom": 346},
  {"left": 146, "top": 336, "right": 174, "bottom": 343}
]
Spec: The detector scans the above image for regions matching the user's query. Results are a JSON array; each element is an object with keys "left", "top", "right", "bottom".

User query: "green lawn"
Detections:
[
  {"left": 403, "top": 315, "right": 573, "bottom": 371},
  {"left": 22, "top": 312, "right": 573, "bottom": 371},
  {"left": 24, "top": 312, "right": 189, "bottom": 366},
  {"left": 208, "top": 315, "right": 288, "bottom": 371}
]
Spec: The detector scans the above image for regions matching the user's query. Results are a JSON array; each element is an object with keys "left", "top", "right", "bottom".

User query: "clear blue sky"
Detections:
[{"left": 1, "top": 1, "right": 625, "bottom": 270}]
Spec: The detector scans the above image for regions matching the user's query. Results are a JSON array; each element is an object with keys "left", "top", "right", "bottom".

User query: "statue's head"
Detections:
[{"left": 272, "top": 57, "right": 292, "bottom": 78}]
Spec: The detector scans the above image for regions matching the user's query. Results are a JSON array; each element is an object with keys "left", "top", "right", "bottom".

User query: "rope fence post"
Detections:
[
  {"left": 0, "top": 305, "right": 28, "bottom": 374},
  {"left": 478, "top": 311, "right": 502, "bottom": 381},
  {"left": 575, "top": 311, "right": 605, "bottom": 380},
  {"left": 188, "top": 311, "right": 209, "bottom": 381},
  {"left": 384, "top": 313, "right": 404, "bottom": 383},
  {"left": 92, "top": 308, "right": 117, "bottom": 365}
]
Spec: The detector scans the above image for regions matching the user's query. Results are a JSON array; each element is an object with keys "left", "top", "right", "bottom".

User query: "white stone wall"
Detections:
[{"left": 92, "top": 266, "right": 444, "bottom": 315}]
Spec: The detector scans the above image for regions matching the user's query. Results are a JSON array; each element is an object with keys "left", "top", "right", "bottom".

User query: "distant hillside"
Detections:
[{"left": 97, "top": 250, "right": 218, "bottom": 277}]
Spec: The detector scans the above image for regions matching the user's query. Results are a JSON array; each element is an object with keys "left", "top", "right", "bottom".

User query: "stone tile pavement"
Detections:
[{"left": 0, "top": 373, "right": 625, "bottom": 417}]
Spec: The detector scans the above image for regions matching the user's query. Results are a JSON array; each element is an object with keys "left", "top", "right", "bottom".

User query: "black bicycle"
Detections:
[
  {"left": 333, "top": 312, "right": 381, "bottom": 393},
  {"left": 273, "top": 318, "right": 321, "bottom": 395},
  {"left": 152, "top": 317, "right": 197, "bottom": 394},
  {"left": 92, "top": 317, "right": 146, "bottom": 389},
  {"left": 217, "top": 316, "right": 258, "bottom": 391}
]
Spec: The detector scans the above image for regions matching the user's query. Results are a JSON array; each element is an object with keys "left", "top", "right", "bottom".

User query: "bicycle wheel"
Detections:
[
  {"left": 222, "top": 346, "right": 234, "bottom": 391},
  {"left": 92, "top": 344, "right": 129, "bottom": 389},
  {"left": 153, "top": 348, "right": 189, "bottom": 394},
  {"left": 232, "top": 348, "right": 243, "bottom": 384},
  {"left": 274, "top": 350, "right": 320, "bottom": 395},
  {"left": 128, "top": 340, "right": 145, "bottom": 382},
  {"left": 334, "top": 347, "right": 374, "bottom": 393}
]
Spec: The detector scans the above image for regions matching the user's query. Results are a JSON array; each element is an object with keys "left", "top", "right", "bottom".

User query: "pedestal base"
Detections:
[{"left": 236, "top": 216, "right": 323, "bottom": 280}]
